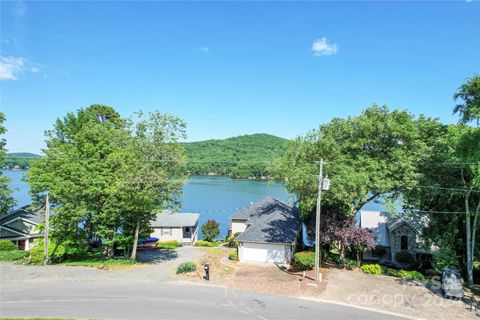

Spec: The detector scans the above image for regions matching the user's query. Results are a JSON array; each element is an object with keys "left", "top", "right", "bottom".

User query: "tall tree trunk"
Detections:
[
  {"left": 356, "top": 250, "right": 362, "bottom": 267},
  {"left": 131, "top": 218, "right": 140, "bottom": 260},
  {"left": 465, "top": 195, "right": 473, "bottom": 288},
  {"left": 340, "top": 243, "right": 346, "bottom": 264}
]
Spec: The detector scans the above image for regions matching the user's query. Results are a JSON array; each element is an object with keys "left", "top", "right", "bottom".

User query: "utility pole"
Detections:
[
  {"left": 43, "top": 193, "right": 50, "bottom": 266},
  {"left": 315, "top": 159, "right": 324, "bottom": 282}
]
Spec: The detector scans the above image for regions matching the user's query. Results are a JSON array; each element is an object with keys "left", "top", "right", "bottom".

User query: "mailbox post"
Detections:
[{"left": 204, "top": 262, "right": 210, "bottom": 281}]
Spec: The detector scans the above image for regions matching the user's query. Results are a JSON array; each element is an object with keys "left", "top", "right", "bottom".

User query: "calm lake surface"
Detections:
[{"left": 4, "top": 170, "right": 291, "bottom": 238}]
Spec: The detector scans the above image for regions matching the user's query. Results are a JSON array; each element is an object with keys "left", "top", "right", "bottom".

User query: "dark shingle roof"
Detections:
[
  {"left": 0, "top": 205, "right": 45, "bottom": 225},
  {"left": 235, "top": 197, "right": 301, "bottom": 245}
]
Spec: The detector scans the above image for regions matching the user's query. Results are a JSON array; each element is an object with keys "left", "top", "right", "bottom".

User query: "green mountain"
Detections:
[
  {"left": 3, "top": 152, "right": 41, "bottom": 169},
  {"left": 183, "top": 133, "right": 288, "bottom": 178}
]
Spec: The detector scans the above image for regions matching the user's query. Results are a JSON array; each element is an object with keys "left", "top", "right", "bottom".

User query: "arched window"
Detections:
[{"left": 400, "top": 235, "right": 408, "bottom": 251}]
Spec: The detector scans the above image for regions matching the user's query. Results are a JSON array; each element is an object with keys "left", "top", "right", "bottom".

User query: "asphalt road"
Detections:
[{"left": 0, "top": 282, "right": 407, "bottom": 320}]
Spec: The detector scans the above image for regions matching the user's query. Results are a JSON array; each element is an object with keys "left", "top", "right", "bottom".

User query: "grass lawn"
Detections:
[
  {"left": 55, "top": 252, "right": 138, "bottom": 269},
  {"left": 0, "top": 250, "right": 28, "bottom": 262}
]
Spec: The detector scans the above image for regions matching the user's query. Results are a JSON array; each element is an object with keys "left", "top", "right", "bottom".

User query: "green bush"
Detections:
[
  {"left": 395, "top": 250, "right": 415, "bottom": 264},
  {"left": 177, "top": 261, "right": 197, "bottom": 274},
  {"left": 433, "top": 240, "right": 459, "bottom": 273},
  {"left": 398, "top": 270, "right": 425, "bottom": 281},
  {"left": 29, "top": 240, "right": 66, "bottom": 264},
  {"left": 0, "top": 250, "right": 28, "bottom": 261},
  {"left": 156, "top": 240, "right": 182, "bottom": 250},
  {"left": 361, "top": 263, "right": 382, "bottom": 275},
  {"left": 0, "top": 240, "right": 16, "bottom": 251},
  {"left": 229, "top": 251, "right": 238, "bottom": 261},
  {"left": 225, "top": 236, "right": 238, "bottom": 248},
  {"left": 194, "top": 240, "right": 219, "bottom": 247},
  {"left": 382, "top": 267, "right": 400, "bottom": 277},
  {"left": 344, "top": 258, "right": 357, "bottom": 268},
  {"left": 293, "top": 251, "right": 315, "bottom": 270},
  {"left": 201, "top": 220, "right": 220, "bottom": 242}
]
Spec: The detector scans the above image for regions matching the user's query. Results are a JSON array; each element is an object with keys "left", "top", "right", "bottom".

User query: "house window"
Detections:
[
  {"left": 401, "top": 235, "right": 408, "bottom": 251},
  {"left": 161, "top": 228, "right": 171, "bottom": 236},
  {"left": 185, "top": 227, "right": 190, "bottom": 232}
]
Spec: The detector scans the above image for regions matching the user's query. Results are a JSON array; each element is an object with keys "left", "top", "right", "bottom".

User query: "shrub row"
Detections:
[
  {"left": 361, "top": 263, "right": 425, "bottom": 281},
  {"left": 0, "top": 240, "right": 16, "bottom": 251},
  {"left": 156, "top": 240, "right": 182, "bottom": 250},
  {"left": 194, "top": 240, "right": 219, "bottom": 247}
]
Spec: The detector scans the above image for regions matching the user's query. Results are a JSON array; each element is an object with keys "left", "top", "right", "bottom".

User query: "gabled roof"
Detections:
[
  {"left": 151, "top": 212, "right": 199, "bottom": 228},
  {"left": 0, "top": 205, "right": 45, "bottom": 226},
  {"left": 358, "top": 210, "right": 427, "bottom": 247},
  {"left": 234, "top": 197, "right": 301, "bottom": 245}
]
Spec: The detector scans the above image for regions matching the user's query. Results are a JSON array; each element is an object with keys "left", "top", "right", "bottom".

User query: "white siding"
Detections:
[
  {"left": 151, "top": 227, "right": 183, "bottom": 242},
  {"left": 231, "top": 220, "right": 248, "bottom": 235},
  {"left": 238, "top": 242, "right": 291, "bottom": 264}
]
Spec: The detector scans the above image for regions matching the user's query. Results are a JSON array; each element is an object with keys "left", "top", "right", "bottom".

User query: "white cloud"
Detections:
[
  {"left": 312, "top": 37, "right": 339, "bottom": 56},
  {"left": 31, "top": 67, "right": 40, "bottom": 73},
  {"left": 200, "top": 47, "right": 209, "bottom": 53},
  {"left": 0, "top": 56, "right": 25, "bottom": 80}
]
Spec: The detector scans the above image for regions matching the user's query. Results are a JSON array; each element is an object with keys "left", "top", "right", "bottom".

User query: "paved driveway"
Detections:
[{"left": 0, "top": 281, "right": 407, "bottom": 320}]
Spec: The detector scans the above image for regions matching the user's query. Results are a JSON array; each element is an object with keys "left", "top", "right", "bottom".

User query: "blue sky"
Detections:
[{"left": 1, "top": 1, "right": 479, "bottom": 153}]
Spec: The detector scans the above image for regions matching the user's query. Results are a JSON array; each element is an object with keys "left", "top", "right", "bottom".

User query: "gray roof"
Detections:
[
  {"left": 0, "top": 205, "right": 45, "bottom": 225},
  {"left": 151, "top": 212, "right": 199, "bottom": 228},
  {"left": 235, "top": 197, "right": 301, "bottom": 245},
  {"left": 358, "top": 211, "right": 427, "bottom": 247}
]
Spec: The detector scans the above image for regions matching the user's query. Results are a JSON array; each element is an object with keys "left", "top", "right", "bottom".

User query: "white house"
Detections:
[
  {"left": 231, "top": 197, "right": 301, "bottom": 265},
  {"left": 151, "top": 212, "right": 199, "bottom": 245},
  {"left": 0, "top": 205, "right": 45, "bottom": 250},
  {"left": 357, "top": 210, "right": 430, "bottom": 263}
]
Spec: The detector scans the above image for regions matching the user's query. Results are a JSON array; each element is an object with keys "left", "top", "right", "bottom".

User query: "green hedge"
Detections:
[
  {"left": 0, "top": 240, "right": 16, "bottom": 251},
  {"left": 29, "top": 241, "right": 66, "bottom": 264},
  {"left": 361, "top": 264, "right": 382, "bottom": 275},
  {"left": 229, "top": 251, "right": 238, "bottom": 261},
  {"left": 193, "top": 240, "right": 219, "bottom": 247},
  {"left": 293, "top": 251, "right": 315, "bottom": 270},
  {"left": 398, "top": 270, "right": 425, "bottom": 281},
  {"left": 0, "top": 250, "right": 28, "bottom": 261},
  {"left": 177, "top": 261, "right": 197, "bottom": 273},
  {"left": 156, "top": 240, "right": 182, "bottom": 250}
]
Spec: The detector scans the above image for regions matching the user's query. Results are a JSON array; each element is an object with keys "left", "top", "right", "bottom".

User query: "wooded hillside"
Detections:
[{"left": 183, "top": 134, "right": 287, "bottom": 178}]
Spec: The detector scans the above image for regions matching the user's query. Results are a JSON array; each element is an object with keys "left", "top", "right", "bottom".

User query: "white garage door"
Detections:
[{"left": 239, "top": 242, "right": 290, "bottom": 264}]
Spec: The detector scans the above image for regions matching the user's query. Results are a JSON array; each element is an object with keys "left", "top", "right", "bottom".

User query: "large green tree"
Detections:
[
  {"left": 27, "top": 105, "right": 186, "bottom": 259},
  {"left": 274, "top": 105, "right": 441, "bottom": 219},
  {"left": 453, "top": 75, "right": 480, "bottom": 126},
  {"left": 0, "top": 112, "right": 16, "bottom": 215}
]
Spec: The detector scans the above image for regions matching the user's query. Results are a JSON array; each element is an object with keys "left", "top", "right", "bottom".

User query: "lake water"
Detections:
[{"left": 3, "top": 170, "right": 291, "bottom": 238}]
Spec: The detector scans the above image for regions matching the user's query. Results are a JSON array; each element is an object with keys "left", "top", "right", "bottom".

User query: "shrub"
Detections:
[
  {"left": 344, "top": 258, "right": 357, "bottom": 268},
  {"left": 193, "top": 240, "right": 219, "bottom": 247},
  {"left": 0, "top": 250, "right": 28, "bottom": 261},
  {"left": 29, "top": 240, "right": 66, "bottom": 264},
  {"left": 395, "top": 250, "right": 415, "bottom": 264},
  {"left": 433, "top": 240, "right": 459, "bottom": 273},
  {"left": 382, "top": 267, "right": 400, "bottom": 277},
  {"left": 0, "top": 240, "right": 16, "bottom": 251},
  {"left": 229, "top": 251, "right": 238, "bottom": 261},
  {"left": 225, "top": 236, "right": 238, "bottom": 248},
  {"left": 156, "top": 240, "right": 182, "bottom": 250},
  {"left": 201, "top": 220, "right": 220, "bottom": 242},
  {"left": 177, "top": 261, "right": 197, "bottom": 274},
  {"left": 361, "top": 263, "right": 382, "bottom": 275},
  {"left": 398, "top": 270, "right": 425, "bottom": 281},
  {"left": 293, "top": 251, "right": 315, "bottom": 270}
]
